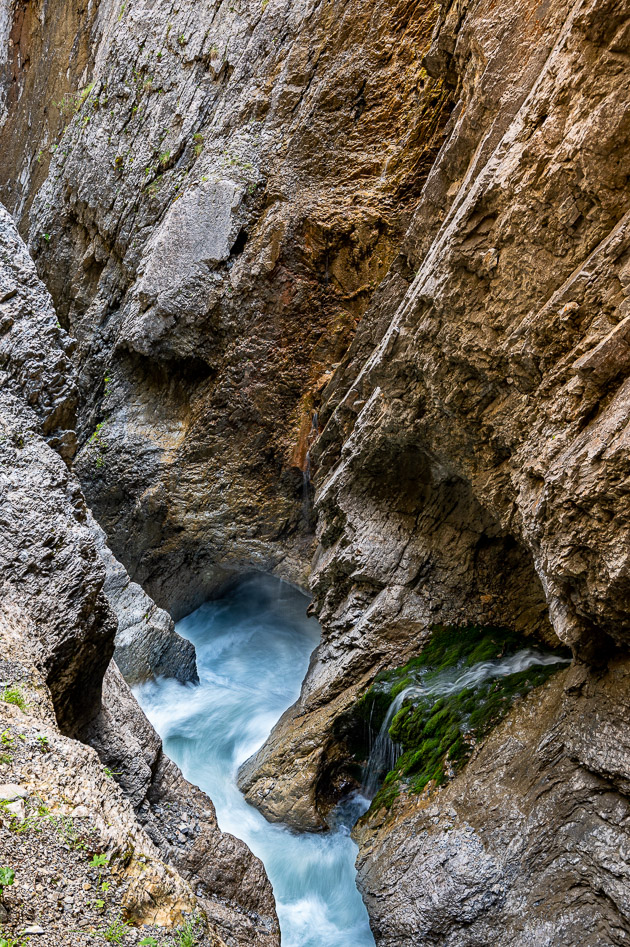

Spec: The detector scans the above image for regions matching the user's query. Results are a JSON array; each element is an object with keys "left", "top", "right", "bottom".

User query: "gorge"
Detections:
[{"left": 0, "top": 0, "right": 630, "bottom": 945}]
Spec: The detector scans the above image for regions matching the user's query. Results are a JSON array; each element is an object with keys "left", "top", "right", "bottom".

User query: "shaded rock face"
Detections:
[
  {"left": 1, "top": 0, "right": 451, "bottom": 618},
  {"left": 89, "top": 514, "right": 199, "bottom": 685},
  {"left": 0, "top": 203, "right": 279, "bottom": 946},
  {"left": 354, "top": 661, "right": 630, "bottom": 947},
  {"left": 0, "top": 203, "right": 114, "bottom": 735}
]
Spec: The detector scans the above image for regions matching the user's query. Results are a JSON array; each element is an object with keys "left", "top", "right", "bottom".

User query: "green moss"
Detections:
[{"left": 347, "top": 624, "right": 570, "bottom": 811}]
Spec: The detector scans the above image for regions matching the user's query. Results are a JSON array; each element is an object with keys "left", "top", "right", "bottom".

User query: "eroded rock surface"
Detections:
[
  {"left": 90, "top": 514, "right": 198, "bottom": 685},
  {"left": 2, "top": 0, "right": 451, "bottom": 618},
  {"left": 0, "top": 203, "right": 279, "bottom": 945},
  {"left": 1, "top": 0, "right": 630, "bottom": 944},
  {"left": 241, "top": 0, "right": 630, "bottom": 835},
  {"left": 354, "top": 661, "right": 630, "bottom": 947}
]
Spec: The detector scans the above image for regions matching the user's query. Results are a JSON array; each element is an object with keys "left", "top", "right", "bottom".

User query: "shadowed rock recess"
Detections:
[{"left": 0, "top": 0, "right": 630, "bottom": 944}]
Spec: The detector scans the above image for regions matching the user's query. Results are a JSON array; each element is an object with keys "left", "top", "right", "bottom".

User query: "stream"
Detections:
[{"left": 134, "top": 573, "right": 375, "bottom": 947}]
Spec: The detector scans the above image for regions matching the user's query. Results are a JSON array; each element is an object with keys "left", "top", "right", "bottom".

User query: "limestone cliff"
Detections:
[
  {"left": 241, "top": 0, "right": 630, "bottom": 941},
  {"left": 2, "top": 0, "right": 450, "bottom": 619},
  {"left": 0, "top": 0, "right": 629, "bottom": 944},
  {"left": 0, "top": 205, "right": 278, "bottom": 945}
]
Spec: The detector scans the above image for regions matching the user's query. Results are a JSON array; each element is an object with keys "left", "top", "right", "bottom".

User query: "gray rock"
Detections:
[
  {"left": 0, "top": 202, "right": 279, "bottom": 945},
  {"left": 89, "top": 513, "right": 198, "bottom": 685},
  {"left": 0, "top": 783, "right": 27, "bottom": 800}
]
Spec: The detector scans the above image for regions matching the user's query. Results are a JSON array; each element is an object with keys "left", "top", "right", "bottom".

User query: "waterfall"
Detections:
[
  {"left": 302, "top": 413, "right": 319, "bottom": 522},
  {"left": 362, "top": 649, "right": 570, "bottom": 798},
  {"left": 362, "top": 685, "right": 423, "bottom": 798}
]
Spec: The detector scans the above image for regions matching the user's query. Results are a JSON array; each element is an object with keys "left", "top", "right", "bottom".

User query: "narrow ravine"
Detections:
[{"left": 135, "top": 574, "right": 375, "bottom": 947}]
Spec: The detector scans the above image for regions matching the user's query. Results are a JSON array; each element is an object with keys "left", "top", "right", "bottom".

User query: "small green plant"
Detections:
[
  {"left": 97, "top": 914, "right": 130, "bottom": 943},
  {"left": 0, "top": 867, "right": 15, "bottom": 894},
  {"left": 90, "top": 420, "right": 106, "bottom": 445},
  {"left": 159, "top": 150, "right": 171, "bottom": 166},
  {"left": 89, "top": 853, "right": 109, "bottom": 888},
  {"left": 0, "top": 934, "right": 27, "bottom": 947},
  {"left": 103, "top": 767, "right": 120, "bottom": 779},
  {"left": 55, "top": 815, "right": 86, "bottom": 851},
  {"left": 175, "top": 918, "right": 198, "bottom": 947},
  {"left": 1, "top": 687, "right": 27, "bottom": 711},
  {"left": 78, "top": 82, "right": 95, "bottom": 108},
  {"left": 0, "top": 732, "right": 13, "bottom": 748},
  {"left": 139, "top": 938, "right": 157, "bottom": 947},
  {"left": 178, "top": 33, "right": 186, "bottom": 46},
  {"left": 41, "top": 233, "right": 51, "bottom": 242},
  {"left": 192, "top": 133, "right": 204, "bottom": 157},
  {"left": 0, "top": 755, "right": 11, "bottom": 766},
  {"left": 36, "top": 735, "right": 49, "bottom": 751}
]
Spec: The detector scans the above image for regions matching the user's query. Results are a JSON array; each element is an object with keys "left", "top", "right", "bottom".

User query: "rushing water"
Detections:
[{"left": 134, "top": 573, "right": 375, "bottom": 947}]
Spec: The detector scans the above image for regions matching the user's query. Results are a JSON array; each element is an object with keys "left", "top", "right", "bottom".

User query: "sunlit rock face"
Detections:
[{"left": 242, "top": 0, "right": 630, "bottom": 942}]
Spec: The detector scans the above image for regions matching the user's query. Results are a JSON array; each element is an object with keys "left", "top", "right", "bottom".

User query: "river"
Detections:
[{"left": 134, "top": 573, "right": 375, "bottom": 947}]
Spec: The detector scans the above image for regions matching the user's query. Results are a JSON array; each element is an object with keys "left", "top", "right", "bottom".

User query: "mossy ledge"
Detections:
[{"left": 337, "top": 625, "right": 570, "bottom": 810}]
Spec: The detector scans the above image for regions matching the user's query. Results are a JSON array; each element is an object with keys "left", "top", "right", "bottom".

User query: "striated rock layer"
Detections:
[
  {"left": 0, "top": 204, "right": 279, "bottom": 946},
  {"left": 241, "top": 0, "right": 630, "bottom": 942},
  {"left": 1, "top": 0, "right": 630, "bottom": 944}
]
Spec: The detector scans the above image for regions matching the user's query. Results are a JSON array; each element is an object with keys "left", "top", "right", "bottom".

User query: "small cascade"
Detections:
[
  {"left": 361, "top": 648, "right": 570, "bottom": 799},
  {"left": 302, "top": 413, "right": 319, "bottom": 523},
  {"left": 362, "top": 685, "right": 423, "bottom": 797}
]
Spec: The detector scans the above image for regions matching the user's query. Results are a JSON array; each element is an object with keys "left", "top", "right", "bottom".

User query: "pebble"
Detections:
[{"left": 0, "top": 782, "right": 27, "bottom": 800}]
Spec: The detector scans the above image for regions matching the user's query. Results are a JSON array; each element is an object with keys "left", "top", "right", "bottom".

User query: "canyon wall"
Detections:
[
  {"left": 242, "top": 0, "right": 630, "bottom": 941},
  {"left": 0, "top": 204, "right": 278, "bottom": 945},
  {"left": 1, "top": 0, "right": 630, "bottom": 944},
  {"left": 2, "top": 0, "right": 451, "bottom": 619}
]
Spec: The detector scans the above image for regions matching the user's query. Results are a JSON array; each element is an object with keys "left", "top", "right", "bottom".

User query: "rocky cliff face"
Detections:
[
  {"left": 1, "top": 0, "right": 451, "bottom": 619},
  {"left": 242, "top": 0, "right": 630, "bottom": 941},
  {"left": 1, "top": 0, "right": 630, "bottom": 944},
  {"left": 0, "top": 205, "right": 278, "bottom": 945}
]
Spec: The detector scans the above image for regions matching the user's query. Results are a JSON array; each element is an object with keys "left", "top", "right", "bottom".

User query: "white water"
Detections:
[
  {"left": 362, "top": 648, "right": 571, "bottom": 796},
  {"left": 134, "top": 573, "right": 375, "bottom": 947}
]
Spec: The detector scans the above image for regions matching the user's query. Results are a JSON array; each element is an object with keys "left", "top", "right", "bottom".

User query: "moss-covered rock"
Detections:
[{"left": 345, "top": 624, "right": 569, "bottom": 810}]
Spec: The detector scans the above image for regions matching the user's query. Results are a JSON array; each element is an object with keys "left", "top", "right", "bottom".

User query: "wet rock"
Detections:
[{"left": 354, "top": 662, "right": 630, "bottom": 946}]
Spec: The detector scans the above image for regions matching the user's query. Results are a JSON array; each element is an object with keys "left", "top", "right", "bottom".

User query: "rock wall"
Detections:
[
  {"left": 242, "top": 0, "right": 630, "bottom": 941},
  {"left": 1, "top": 0, "right": 451, "bottom": 618},
  {"left": 355, "top": 660, "right": 630, "bottom": 947},
  {"left": 1, "top": 0, "right": 630, "bottom": 944},
  {"left": 241, "top": 0, "right": 630, "bottom": 813},
  {"left": 0, "top": 204, "right": 278, "bottom": 945}
]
